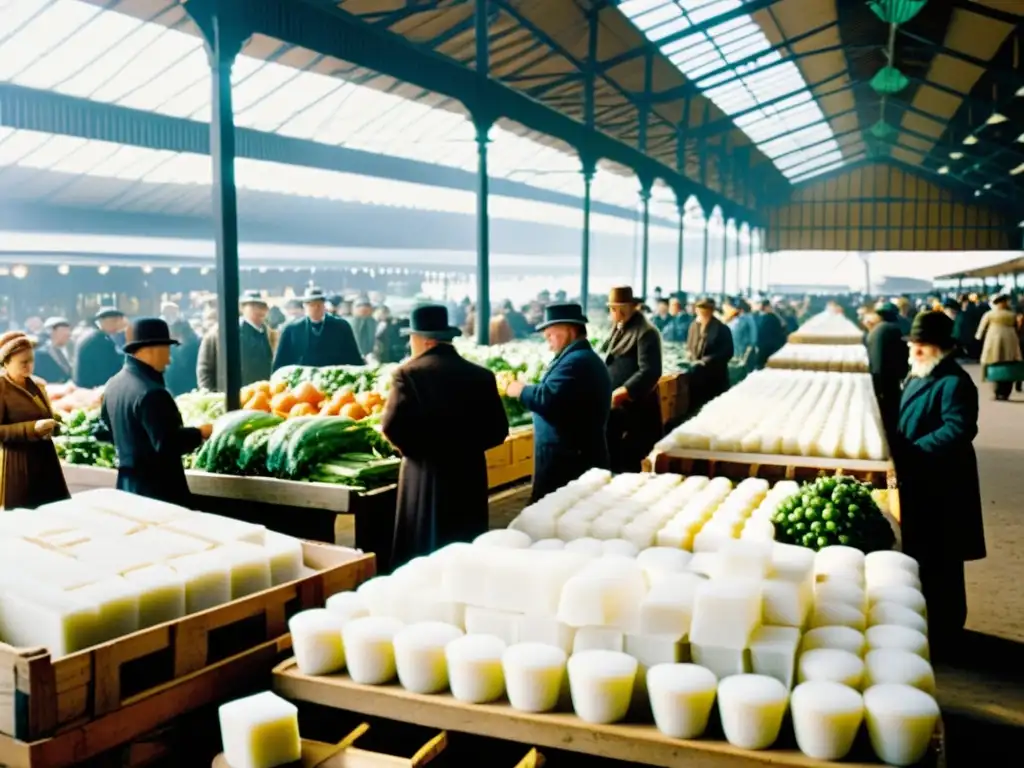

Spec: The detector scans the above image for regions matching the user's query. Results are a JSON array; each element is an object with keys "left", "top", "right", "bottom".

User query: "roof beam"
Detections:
[
  {"left": 950, "top": 0, "right": 1024, "bottom": 26},
  {"left": 897, "top": 29, "right": 1024, "bottom": 86},
  {"left": 599, "top": 0, "right": 787, "bottom": 73},
  {"left": 0, "top": 83, "right": 679, "bottom": 224}
]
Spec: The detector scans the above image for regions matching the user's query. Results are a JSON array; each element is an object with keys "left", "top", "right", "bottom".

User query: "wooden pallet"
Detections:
[
  {"left": 658, "top": 372, "right": 690, "bottom": 426},
  {"left": 273, "top": 664, "right": 944, "bottom": 768},
  {"left": 0, "top": 544, "right": 375, "bottom": 743}
]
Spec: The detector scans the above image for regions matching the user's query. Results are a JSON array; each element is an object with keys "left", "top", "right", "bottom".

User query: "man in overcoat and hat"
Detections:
[
  {"left": 601, "top": 286, "right": 663, "bottom": 472},
  {"left": 197, "top": 290, "right": 275, "bottom": 390},
  {"left": 74, "top": 307, "right": 126, "bottom": 388},
  {"left": 686, "top": 297, "right": 735, "bottom": 410},
  {"left": 272, "top": 287, "right": 364, "bottom": 371},
  {"left": 34, "top": 317, "right": 73, "bottom": 384},
  {"left": 100, "top": 318, "right": 214, "bottom": 506},
  {"left": 866, "top": 302, "right": 909, "bottom": 439},
  {"left": 381, "top": 305, "right": 509, "bottom": 570},
  {"left": 894, "top": 311, "right": 986, "bottom": 657},
  {"left": 505, "top": 303, "right": 612, "bottom": 501}
]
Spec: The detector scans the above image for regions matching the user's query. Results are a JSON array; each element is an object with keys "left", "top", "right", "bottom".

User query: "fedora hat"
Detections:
[
  {"left": 607, "top": 286, "right": 642, "bottom": 306},
  {"left": 123, "top": 317, "right": 179, "bottom": 354},
  {"left": 401, "top": 304, "right": 461, "bottom": 340},
  {"left": 907, "top": 311, "right": 955, "bottom": 349},
  {"left": 94, "top": 306, "right": 124, "bottom": 321},
  {"left": 695, "top": 296, "right": 716, "bottom": 311},
  {"left": 536, "top": 302, "right": 588, "bottom": 331},
  {"left": 240, "top": 290, "right": 267, "bottom": 307},
  {"left": 301, "top": 287, "right": 327, "bottom": 304},
  {"left": 43, "top": 316, "right": 70, "bottom": 331}
]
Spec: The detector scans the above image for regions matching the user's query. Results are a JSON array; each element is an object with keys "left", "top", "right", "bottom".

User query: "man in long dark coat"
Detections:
[
  {"left": 272, "top": 287, "right": 364, "bottom": 371},
  {"left": 100, "top": 318, "right": 213, "bottom": 506},
  {"left": 754, "top": 300, "right": 787, "bottom": 367},
  {"left": 866, "top": 302, "right": 909, "bottom": 439},
  {"left": 894, "top": 311, "right": 986, "bottom": 659},
  {"left": 74, "top": 308, "right": 125, "bottom": 388},
  {"left": 602, "top": 286, "right": 663, "bottom": 472},
  {"left": 197, "top": 291, "right": 275, "bottom": 390},
  {"left": 686, "top": 297, "right": 735, "bottom": 411},
  {"left": 34, "top": 317, "right": 73, "bottom": 384},
  {"left": 505, "top": 303, "right": 612, "bottom": 501},
  {"left": 382, "top": 305, "right": 508, "bottom": 570}
]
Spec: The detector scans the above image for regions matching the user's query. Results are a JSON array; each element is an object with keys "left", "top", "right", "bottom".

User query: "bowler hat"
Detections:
[
  {"left": 907, "top": 311, "right": 955, "bottom": 349},
  {"left": 240, "top": 290, "right": 267, "bottom": 307},
  {"left": 607, "top": 286, "right": 642, "bottom": 306},
  {"left": 536, "top": 302, "right": 588, "bottom": 331},
  {"left": 326, "top": 294, "right": 344, "bottom": 308},
  {"left": 94, "top": 306, "right": 124, "bottom": 320},
  {"left": 695, "top": 296, "right": 716, "bottom": 310},
  {"left": 301, "top": 287, "right": 327, "bottom": 304},
  {"left": 401, "top": 304, "right": 461, "bottom": 340},
  {"left": 123, "top": 317, "right": 179, "bottom": 354}
]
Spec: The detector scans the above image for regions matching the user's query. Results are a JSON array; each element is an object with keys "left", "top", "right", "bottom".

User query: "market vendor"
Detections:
[
  {"left": 34, "top": 317, "right": 73, "bottom": 384},
  {"left": 504, "top": 303, "right": 612, "bottom": 501},
  {"left": 197, "top": 290, "right": 275, "bottom": 391},
  {"left": 272, "top": 287, "right": 364, "bottom": 371},
  {"left": 382, "top": 304, "right": 509, "bottom": 569},
  {"left": 686, "top": 297, "right": 734, "bottom": 411},
  {"left": 894, "top": 311, "right": 985, "bottom": 658},
  {"left": 101, "top": 318, "right": 214, "bottom": 506},
  {"left": 866, "top": 302, "right": 908, "bottom": 439},
  {"left": 74, "top": 307, "right": 125, "bottom": 388},
  {"left": 602, "top": 286, "right": 663, "bottom": 472}
]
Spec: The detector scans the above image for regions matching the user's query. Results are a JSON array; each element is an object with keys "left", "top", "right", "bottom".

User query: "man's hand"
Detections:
[
  {"left": 505, "top": 380, "right": 525, "bottom": 399},
  {"left": 34, "top": 419, "right": 56, "bottom": 438},
  {"left": 198, "top": 423, "right": 214, "bottom": 440},
  {"left": 611, "top": 387, "right": 630, "bottom": 408}
]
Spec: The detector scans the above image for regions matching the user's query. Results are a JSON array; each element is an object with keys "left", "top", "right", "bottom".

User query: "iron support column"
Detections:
[
  {"left": 734, "top": 224, "right": 742, "bottom": 295},
  {"left": 721, "top": 220, "right": 730, "bottom": 303},
  {"left": 189, "top": 0, "right": 248, "bottom": 411},
  {"left": 747, "top": 226, "right": 755, "bottom": 297},
  {"left": 639, "top": 182, "right": 652, "bottom": 301},
  {"left": 474, "top": 0, "right": 491, "bottom": 346},
  {"left": 701, "top": 217, "right": 710, "bottom": 295},
  {"left": 580, "top": 156, "right": 596, "bottom": 313},
  {"left": 676, "top": 206, "right": 685, "bottom": 294}
]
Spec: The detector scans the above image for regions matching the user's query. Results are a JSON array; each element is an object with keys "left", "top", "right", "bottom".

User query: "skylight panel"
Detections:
[
  {"left": 621, "top": 0, "right": 845, "bottom": 181},
  {"left": 0, "top": 0, "right": 100, "bottom": 81}
]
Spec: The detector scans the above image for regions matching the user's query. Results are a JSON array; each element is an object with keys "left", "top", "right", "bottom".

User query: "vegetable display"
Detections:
[
  {"left": 771, "top": 476, "right": 896, "bottom": 553},
  {"left": 53, "top": 408, "right": 116, "bottom": 468}
]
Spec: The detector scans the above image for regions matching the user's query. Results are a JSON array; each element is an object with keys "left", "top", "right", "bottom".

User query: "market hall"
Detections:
[{"left": 0, "top": 0, "right": 1023, "bottom": 765}]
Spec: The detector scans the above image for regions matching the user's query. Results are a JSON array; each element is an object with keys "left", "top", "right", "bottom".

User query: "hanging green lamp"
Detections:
[
  {"left": 870, "top": 120, "right": 896, "bottom": 140},
  {"left": 868, "top": 0, "right": 928, "bottom": 25},
  {"left": 870, "top": 66, "right": 909, "bottom": 95}
]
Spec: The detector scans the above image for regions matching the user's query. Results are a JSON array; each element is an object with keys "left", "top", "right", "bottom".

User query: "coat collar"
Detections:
[
  {"left": 605, "top": 312, "right": 647, "bottom": 357},
  {"left": 901, "top": 354, "right": 957, "bottom": 409},
  {"left": 125, "top": 354, "right": 166, "bottom": 386},
  {"left": 544, "top": 338, "right": 590, "bottom": 379},
  {"left": 1, "top": 374, "right": 48, "bottom": 410}
]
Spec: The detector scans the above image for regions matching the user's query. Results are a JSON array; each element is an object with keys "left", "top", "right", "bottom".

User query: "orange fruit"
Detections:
[
  {"left": 289, "top": 402, "right": 317, "bottom": 418},
  {"left": 340, "top": 402, "right": 367, "bottom": 420},
  {"left": 293, "top": 381, "right": 324, "bottom": 406},
  {"left": 246, "top": 391, "right": 271, "bottom": 412},
  {"left": 270, "top": 392, "right": 297, "bottom": 413},
  {"left": 332, "top": 388, "right": 355, "bottom": 406},
  {"left": 271, "top": 379, "right": 289, "bottom": 395}
]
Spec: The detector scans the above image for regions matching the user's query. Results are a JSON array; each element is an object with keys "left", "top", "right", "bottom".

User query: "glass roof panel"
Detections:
[
  {"left": 0, "top": 0, "right": 725, "bottom": 222},
  {"left": 620, "top": 0, "right": 846, "bottom": 181}
]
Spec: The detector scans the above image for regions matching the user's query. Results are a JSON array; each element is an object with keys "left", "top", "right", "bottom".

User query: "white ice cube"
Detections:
[
  {"left": 749, "top": 626, "right": 801, "bottom": 690},
  {"left": 218, "top": 691, "right": 300, "bottom": 768}
]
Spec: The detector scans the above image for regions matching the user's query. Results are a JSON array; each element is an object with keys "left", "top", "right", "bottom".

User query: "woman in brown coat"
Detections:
[{"left": 0, "top": 332, "right": 70, "bottom": 509}]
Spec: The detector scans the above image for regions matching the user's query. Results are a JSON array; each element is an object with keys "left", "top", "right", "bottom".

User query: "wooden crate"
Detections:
[
  {"left": 0, "top": 543, "right": 375, "bottom": 742},
  {"left": 273, "top": 665, "right": 944, "bottom": 768},
  {"left": 487, "top": 428, "right": 534, "bottom": 490}
]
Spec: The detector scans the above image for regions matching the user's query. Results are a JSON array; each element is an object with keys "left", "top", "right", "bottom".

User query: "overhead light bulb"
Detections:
[
  {"left": 0, "top": 267, "right": 8, "bottom": 277},
  {"left": 258, "top": 267, "right": 267, "bottom": 273},
  {"left": 200, "top": 267, "right": 210, "bottom": 276},
  {"left": 1017, "top": 86, "right": 1024, "bottom": 97},
  {"left": 11, "top": 265, "right": 28, "bottom": 280},
  {"left": 938, "top": 165, "right": 949, "bottom": 174},
  {"left": 1011, "top": 163, "right": 1024, "bottom": 176},
  {"left": 57, "top": 265, "right": 70, "bottom": 276},
  {"left": 984, "top": 182, "right": 993, "bottom": 190},
  {"left": 97, "top": 265, "right": 110, "bottom": 275},
  {"left": 141, "top": 265, "right": 153, "bottom": 274},
  {"left": 170, "top": 267, "right": 180, "bottom": 275},
  {"left": 963, "top": 135, "right": 978, "bottom": 145},
  {"left": 974, "top": 190, "right": 982, "bottom": 197},
  {"left": 949, "top": 151, "right": 964, "bottom": 160},
  {"left": 986, "top": 112, "right": 1008, "bottom": 126}
]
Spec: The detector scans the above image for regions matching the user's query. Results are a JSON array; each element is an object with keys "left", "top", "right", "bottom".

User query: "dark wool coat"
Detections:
[
  {"left": 34, "top": 343, "right": 73, "bottom": 385},
  {"left": 602, "top": 312, "right": 663, "bottom": 472},
  {"left": 73, "top": 329, "right": 124, "bottom": 388},
  {"left": 272, "top": 316, "right": 364, "bottom": 371},
  {"left": 382, "top": 345, "right": 508, "bottom": 569},
  {"left": 100, "top": 357, "right": 203, "bottom": 507},
  {"left": 520, "top": 338, "right": 612, "bottom": 501},
  {"left": 866, "top": 318, "right": 909, "bottom": 435},
  {"left": 0, "top": 376, "right": 69, "bottom": 509},
  {"left": 197, "top": 320, "right": 275, "bottom": 391},
  {"left": 686, "top": 316, "right": 735, "bottom": 409},
  {"left": 895, "top": 355, "right": 986, "bottom": 565},
  {"left": 755, "top": 312, "right": 787, "bottom": 366}
]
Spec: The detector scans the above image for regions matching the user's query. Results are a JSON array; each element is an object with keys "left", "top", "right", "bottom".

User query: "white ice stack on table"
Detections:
[
  {"left": 0, "top": 490, "right": 312, "bottom": 656},
  {"left": 654, "top": 370, "right": 889, "bottom": 461},
  {"left": 788, "top": 311, "right": 866, "bottom": 345},
  {"left": 767, "top": 343, "right": 870, "bottom": 372},
  {"left": 218, "top": 691, "right": 301, "bottom": 768}
]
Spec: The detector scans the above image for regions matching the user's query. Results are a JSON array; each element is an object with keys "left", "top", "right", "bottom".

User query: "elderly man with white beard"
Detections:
[{"left": 894, "top": 311, "right": 986, "bottom": 659}]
